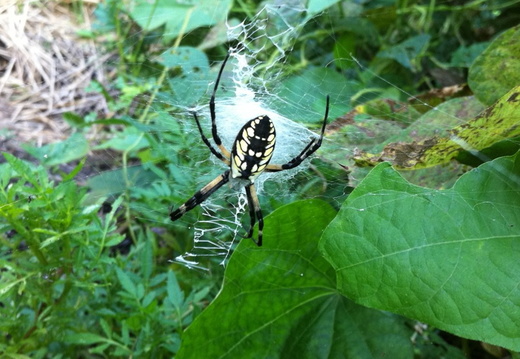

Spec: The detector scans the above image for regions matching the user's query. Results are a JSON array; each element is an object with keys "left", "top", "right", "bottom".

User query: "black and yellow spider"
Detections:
[{"left": 170, "top": 53, "right": 330, "bottom": 246}]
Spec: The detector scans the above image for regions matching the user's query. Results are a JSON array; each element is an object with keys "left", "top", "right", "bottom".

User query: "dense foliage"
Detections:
[{"left": 1, "top": 0, "right": 519, "bottom": 358}]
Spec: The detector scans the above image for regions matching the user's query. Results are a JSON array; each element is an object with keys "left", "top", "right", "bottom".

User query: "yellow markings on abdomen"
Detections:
[{"left": 231, "top": 115, "right": 276, "bottom": 180}]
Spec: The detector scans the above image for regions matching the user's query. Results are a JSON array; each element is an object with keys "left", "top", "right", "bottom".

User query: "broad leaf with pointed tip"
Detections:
[
  {"left": 321, "top": 153, "right": 520, "bottom": 351},
  {"left": 177, "top": 200, "right": 414, "bottom": 358}
]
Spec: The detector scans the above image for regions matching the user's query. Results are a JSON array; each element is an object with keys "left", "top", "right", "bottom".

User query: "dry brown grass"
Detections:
[{"left": 0, "top": 0, "right": 112, "bottom": 148}]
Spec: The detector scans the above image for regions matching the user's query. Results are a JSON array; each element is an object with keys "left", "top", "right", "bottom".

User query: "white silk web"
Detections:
[{"left": 171, "top": 3, "right": 327, "bottom": 268}]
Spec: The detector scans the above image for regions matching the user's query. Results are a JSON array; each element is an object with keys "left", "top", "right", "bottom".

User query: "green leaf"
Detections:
[
  {"left": 136, "top": 283, "right": 145, "bottom": 300},
  {"left": 62, "top": 157, "right": 86, "bottom": 182},
  {"left": 377, "top": 34, "right": 430, "bottom": 70},
  {"left": 177, "top": 200, "right": 414, "bottom": 358},
  {"left": 333, "top": 33, "right": 357, "bottom": 70},
  {"left": 100, "top": 318, "right": 112, "bottom": 338},
  {"left": 307, "top": 0, "right": 342, "bottom": 16},
  {"left": 320, "top": 153, "right": 520, "bottom": 351},
  {"left": 140, "top": 231, "right": 154, "bottom": 281},
  {"left": 167, "top": 270, "right": 184, "bottom": 310},
  {"left": 63, "top": 332, "right": 132, "bottom": 355},
  {"left": 450, "top": 42, "right": 490, "bottom": 68},
  {"left": 162, "top": 47, "right": 211, "bottom": 106},
  {"left": 116, "top": 267, "right": 136, "bottom": 297},
  {"left": 129, "top": 0, "right": 232, "bottom": 40},
  {"left": 468, "top": 25, "right": 520, "bottom": 105},
  {"left": 63, "top": 332, "right": 107, "bottom": 345},
  {"left": 0, "top": 273, "right": 32, "bottom": 298},
  {"left": 354, "top": 85, "right": 520, "bottom": 169},
  {"left": 63, "top": 112, "right": 87, "bottom": 128},
  {"left": 94, "top": 127, "right": 149, "bottom": 152},
  {"left": 39, "top": 226, "right": 90, "bottom": 249},
  {"left": 23, "top": 133, "right": 89, "bottom": 166},
  {"left": 275, "top": 67, "right": 359, "bottom": 123},
  {"left": 2, "top": 153, "right": 40, "bottom": 189},
  {"left": 86, "top": 165, "right": 159, "bottom": 199},
  {"left": 157, "top": 46, "right": 208, "bottom": 72}
]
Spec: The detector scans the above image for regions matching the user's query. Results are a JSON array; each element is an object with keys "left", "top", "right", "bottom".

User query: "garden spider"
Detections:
[{"left": 170, "top": 53, "right": 330, "bottom": 246}]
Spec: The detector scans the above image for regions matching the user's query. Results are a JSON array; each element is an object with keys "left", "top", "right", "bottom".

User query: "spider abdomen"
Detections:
[{"left": 231, "top": 115, "right": 276, "bottom": 181}]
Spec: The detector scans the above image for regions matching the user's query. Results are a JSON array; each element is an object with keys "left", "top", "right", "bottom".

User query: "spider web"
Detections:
[
  {"left": 144, "top": 1, "right": 511, "bottom": 269},
  {"left": 3, "top": 1, "right": 514, "bottom": 273},
  {"left": 167, "top": 3, "right": 339, "bottom": 268}
]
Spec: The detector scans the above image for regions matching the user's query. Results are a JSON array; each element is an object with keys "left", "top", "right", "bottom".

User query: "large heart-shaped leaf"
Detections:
[
  {"left": 321, "top": 153, "right": 520, "bottom": 351},
  {"left": 177, "top": 200, "right": 414, "bottom": 358}
]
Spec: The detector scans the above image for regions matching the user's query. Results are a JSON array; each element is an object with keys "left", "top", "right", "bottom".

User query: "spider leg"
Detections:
[
  {"left": 170, "top": 170, "right": 230, "bottom": 221},
  {"left": 208, "top": 52, "right": 232, "bottom": 159},
  {"left": 192, "top": 112, "right": 230, "bottom": 165},
  {"left": 265, "top": 95, "right": 330, "bottom": 172},
  {"left": 245, "top": 183, "right": 263, "bottom": 247}
]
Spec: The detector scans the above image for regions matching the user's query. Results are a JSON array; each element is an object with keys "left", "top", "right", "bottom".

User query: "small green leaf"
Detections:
[
  {"left": 99, "top": 318, "right": 112, "bottom": 338},
  {"left": 63, "top": 112, "right": 87, "bottom": 127},
  {"left": 450, "top": 42, "right": 490, "bottom": 68},
  {"left": 38, "top": 227, "right": 90, "bottom": 249},
  {"left": 140, "top": 232, "right": 154, "bottom": 281},
  {"left": 136, "top": 283, "right": 145, "bottom": 300},
  {"left": 377, "top": 34, "right": 431, "bottom": 70},
  {"left": 116, "top": 267, "right": 136, "bottom": 297},
  {"left": 23, "top": 133, "right": 89, "bottom": 166},
  {"left": 0, "top": 274, "right": 31, "bottom": 297},
  {"left": 64, "top": 332, "right": 107, "bottom": 345},
  {"left": 142, "top": 291, "right": 156, "bottom": 308},
  {"left": 321, "top": 153, "right": 520, "bottom": 351},
  {"left": 90, "top": 343, "right": 111, "bottom": 354},
  {"left": 307, "top": 0, "right": 342, "bottom": 16},
  {"left": 3, "top": 153, "right": 40, "bottom": 189},
  {"left": 193, "top": 286, "right": 211, "bottom": 303},
  {"left": 333, "top": 33, "right": 357, "bottom": 70},
  {"left": 94, "top": 127, "right": 149, "bottom": 152},
  {"left": 62, "top": 157, "right": 86, "bottom": 182},
  {"left": 105, "top": 235, "right": 126, "bottom": 247},
  {"left": 167, "top": 270, "right": 184, "bottom": 310},
  {"left": 121, "top": 321, "right": 130, "bottom": 345}
]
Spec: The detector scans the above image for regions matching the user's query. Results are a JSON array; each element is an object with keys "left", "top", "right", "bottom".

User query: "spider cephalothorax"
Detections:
[{"left": 170, "top": 53, "right": 330, "bottom": 246}]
